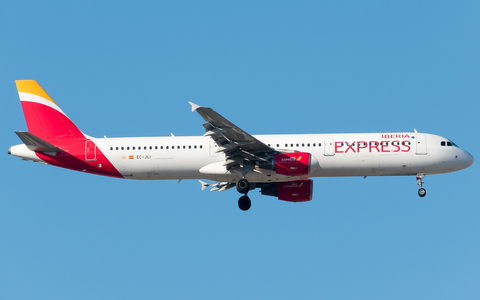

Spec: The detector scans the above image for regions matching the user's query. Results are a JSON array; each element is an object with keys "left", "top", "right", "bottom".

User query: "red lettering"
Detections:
[
  {"left": 369, "top": 141, "right": 380, "bottom": 152},
  {"left": 335, "top": 141, "right": 344, "bottom": 153},
  {"left": 392, "top": 140, "right": 400, "bottom": 152},
  {"left": 401, "top": 140, "right": 411, "bottom": 152},
  {"left": 345, "top": 143, "right": 356, "bottom": 153},
  {"left": 381, "top": 141, "right": 389, "bottom": 152},
  {"left": 357, "top": 141, "right": 368, "bottom": 152}
]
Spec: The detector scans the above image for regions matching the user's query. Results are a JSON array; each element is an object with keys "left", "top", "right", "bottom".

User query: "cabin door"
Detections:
[
  {"left": 415, "top": 135, "right": 427, "bottom": 155},
  {"left": 324, "top": 139, "right": 334, "bottom": 156},
  {"left": 85, "top": 140, "right": 96, "bottom": 161}
]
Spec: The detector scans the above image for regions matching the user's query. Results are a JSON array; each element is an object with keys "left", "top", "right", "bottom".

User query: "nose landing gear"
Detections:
[
  {"left": 416, "top": 174, "right": 426, "bottom": 197},
  {"left": 237, "top": 178, "right": 251, "bottom": 211}
]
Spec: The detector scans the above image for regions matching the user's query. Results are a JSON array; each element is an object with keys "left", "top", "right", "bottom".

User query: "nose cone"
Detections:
[{"left": 464, "top": 150, "right": 474, "bottom": 168}]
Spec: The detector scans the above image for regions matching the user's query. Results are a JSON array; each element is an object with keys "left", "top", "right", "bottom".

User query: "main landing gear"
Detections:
[
  {"left": 416, "top": 174, "right": 426, "bottom": 197},
  {"left": 237, "top": 178, "right": 251, "bottom": 211}
]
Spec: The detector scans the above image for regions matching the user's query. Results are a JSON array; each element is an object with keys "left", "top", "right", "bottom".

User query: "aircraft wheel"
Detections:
[
  {"left": 236, "top": 178, "right": 250, "bottom": 194},
  {"left": 238, "top": 195, "right": 251, "bottom": 211},
  {"left": 418, "top": 188, "right": 426, "bottom": 197}
]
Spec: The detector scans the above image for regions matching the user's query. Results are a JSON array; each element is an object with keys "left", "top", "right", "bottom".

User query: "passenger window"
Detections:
[
  {"left": 183, "top": 146, "right": 185, "bottom": 149},
  {"left": 121, "top": 147, "right": 124, "bottom": 150},
  {"left": 276, "top": 144, "right": 279, "bottom": 147},
  {"left": 127, "top": 147, "right": 130, "bottom": 150},
  {"left": 116, "top": 147, "right": 118, "bottom": 150},
  {"left": 285, "top": 144, "right": 288, "bottom": 147},
  {"left": 189, "top": 145, "right": 191, "bottom": 149},
  {"left": 307, "top": 143, "right": 310, "bottom": 147},
  {"left": 155, "top": 146, "right": 158, "bottom": 150},
  {"left": 194, "top": 145, "right": 197, "bottom": 149},
  {"left": 110, "top": 147, "right": 113, "bottom": 151},
  {"left": 200, "top": 145, "right": 203, "bottom": 149}
]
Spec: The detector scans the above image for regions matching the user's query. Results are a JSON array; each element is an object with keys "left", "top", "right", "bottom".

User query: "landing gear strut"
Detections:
[
  {"left": 236, "top": 178, "right": 251, "bottom": 211},
  {"left": 416, "top": 174, "right": 426, "bottom": 197}
]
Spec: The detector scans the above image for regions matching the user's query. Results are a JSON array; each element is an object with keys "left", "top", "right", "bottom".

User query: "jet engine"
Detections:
[
  {"left": 260, "top": 179, "right": 313, "bottom": 202},
  {"left": 258, "top": 152, "right": 317, "bottom": 176}
]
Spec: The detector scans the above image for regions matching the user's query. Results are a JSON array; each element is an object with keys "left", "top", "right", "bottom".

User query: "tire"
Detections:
[
  {"left": 236, "top": 178, "right": 250, "bottom": 194},
  {"left": 238, "top": 196, "right": 251, "bottom": 211},
  {"left": 418, "top": 188, "right": 426, "bottom": 197}
]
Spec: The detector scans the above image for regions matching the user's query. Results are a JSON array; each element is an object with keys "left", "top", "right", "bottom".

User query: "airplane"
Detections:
[{"left": 9, "top": 80, "right": 474, "bottom": 211}]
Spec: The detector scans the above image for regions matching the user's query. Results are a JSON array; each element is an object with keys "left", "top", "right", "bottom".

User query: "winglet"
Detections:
[
  {"left": 189, "top": 101, "right": 201, "bottom": 112},
  {"left": 199, "top": 180, "right": 210, "bottom": 191}
]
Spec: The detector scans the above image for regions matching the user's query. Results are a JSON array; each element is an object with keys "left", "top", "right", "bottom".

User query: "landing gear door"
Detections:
[
  {"left": 324, "top": 139, "right": 334, "bottom": 156},
  {"left": 415, "top": 135, "right": 427, "bottom": 155}
]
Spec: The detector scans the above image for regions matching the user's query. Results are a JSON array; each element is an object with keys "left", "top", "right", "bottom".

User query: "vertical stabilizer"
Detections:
[{"left": 16, "top": 80, "right": 85, "bottom": 143}]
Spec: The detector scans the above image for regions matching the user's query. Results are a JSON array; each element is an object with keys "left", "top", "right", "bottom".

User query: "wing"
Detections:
[{"left": 189, "top": 102, "right": 273, "bottom": 171}]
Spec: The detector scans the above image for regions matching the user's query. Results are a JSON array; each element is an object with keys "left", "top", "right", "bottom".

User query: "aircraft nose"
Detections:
[{"left": 464, "top": 150, "right": 474, "bottom": 168}]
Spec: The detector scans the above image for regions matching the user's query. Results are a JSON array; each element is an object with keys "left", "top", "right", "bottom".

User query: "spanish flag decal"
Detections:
[{"left": 129, "top": 156, "right": 134, "bottom": 159}]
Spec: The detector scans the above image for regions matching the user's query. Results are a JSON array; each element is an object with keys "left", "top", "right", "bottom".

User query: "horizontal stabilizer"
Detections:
[{"left": 15, "top": 131, "right": 63, "bottom": 152}]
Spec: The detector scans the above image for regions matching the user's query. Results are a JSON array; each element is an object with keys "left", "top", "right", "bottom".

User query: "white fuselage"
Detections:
[{"left": 88, "top": 132, "right": 473, "bottom": 183}]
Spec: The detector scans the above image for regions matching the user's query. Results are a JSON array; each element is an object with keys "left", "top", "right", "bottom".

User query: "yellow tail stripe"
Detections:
[{"left": 15, "top": 80, "right": 58, "bottom": 105}]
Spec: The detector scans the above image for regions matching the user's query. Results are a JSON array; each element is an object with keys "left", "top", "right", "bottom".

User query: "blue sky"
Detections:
[{"left": 1, "top": 1, "right": 479, "bottom": 299}]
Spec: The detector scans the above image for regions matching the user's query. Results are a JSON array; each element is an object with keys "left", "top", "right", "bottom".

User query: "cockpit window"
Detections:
[
  {"left": 441, "top": 140, "right": 458, "bottom": 147},
  {"left": 446, "top": 140, "right": 458, "bottom": 147}
]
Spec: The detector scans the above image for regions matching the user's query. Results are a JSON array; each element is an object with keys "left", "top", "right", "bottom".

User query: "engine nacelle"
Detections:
[
  {"left": 258, "top": 152, "right": 314, "bottom": 176},
  {"left": 261, "top": 179, "right": 313, "bottom": 202}
]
